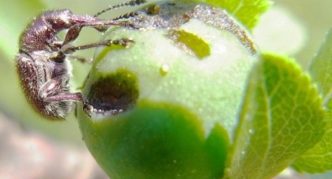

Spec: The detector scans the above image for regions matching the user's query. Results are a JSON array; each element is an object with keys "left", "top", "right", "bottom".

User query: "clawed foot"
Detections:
[{"left": 109, "top": 38, "right": 134, "bottom": 48}]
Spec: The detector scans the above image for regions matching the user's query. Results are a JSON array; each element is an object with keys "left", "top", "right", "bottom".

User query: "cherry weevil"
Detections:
[{"left": 16, "top": 0, "right": 146, "bottom": 120}]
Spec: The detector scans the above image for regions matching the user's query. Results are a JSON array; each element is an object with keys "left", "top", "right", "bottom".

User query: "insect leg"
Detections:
[
  {"left": 39, "top": 73, "right": 70, "bottom": 98},
  {"left": 67, "top": 55, "right": 93, "bottom": 63},
  {"left": 63, "top": 19, "right": 135, "bottom": 45},
  {"left": 44, "top": 92, "right": 83, "bottom": 103},
  {"left": 39, "top": 79, "right": 62, "bottom": 99},
  {"left": 62, "top": 38, "right": 134, "bottom": 54}
]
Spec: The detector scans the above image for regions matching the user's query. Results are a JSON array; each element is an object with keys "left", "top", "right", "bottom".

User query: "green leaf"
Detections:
[
  {"left": 188, "top": 0, "right": 272, "bottom": 29},
  {"left": 292, "top": 30, "right": 332, "bottom": 173},
  {"left": 226, "top": 53, "right": 325, "bottom": 179},
  {"left": 0, "top": 0, "right": 44, "bottom": 59},
  {"left": 292, "top": 108, "right": 332, "bottom": 173},
  {"left": 308, "top": 30, "right": 332, "bottom": 103}
]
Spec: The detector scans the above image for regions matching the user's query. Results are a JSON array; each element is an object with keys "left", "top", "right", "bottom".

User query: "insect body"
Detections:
[{"left": 16, "top": 0, "right": 146, "bottom": 120}]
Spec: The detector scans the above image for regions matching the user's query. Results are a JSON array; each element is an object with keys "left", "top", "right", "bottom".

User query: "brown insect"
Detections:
[{"left": 16, "top": 0, "right": 146, "bottom": 120}]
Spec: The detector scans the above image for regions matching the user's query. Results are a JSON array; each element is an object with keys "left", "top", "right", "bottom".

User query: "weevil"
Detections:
[{"left": 16, "top": 0, "right": 146, "bottom": 120}]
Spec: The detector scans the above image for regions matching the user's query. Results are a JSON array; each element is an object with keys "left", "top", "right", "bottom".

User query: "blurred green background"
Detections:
[{"left": 0, "top": 0, "right": 331, "bottom": 178}]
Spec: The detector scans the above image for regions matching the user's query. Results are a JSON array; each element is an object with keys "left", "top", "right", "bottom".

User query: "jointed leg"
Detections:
[
  {"left": 76, "top": 19, "right": 136, "bottom": 31},
  {"left": 44, "top": 92, "right": 83, "bottom": 103},
  {"left": 63, "top": 19, "right": 136, "bottom": 45},
  {"left": 67, "top": 55, "right": 92, "bottom": 63},
  {"left": 40, "top": 79, "right": 84, "bottom": 103},
  {"left": 39, "top": 76, "right": 82, "bottom": 103},
  {"left": 62, "top": 38, "right": 134, "bottom": 54},
  {"left": 39, "top": 77, "right": 66, "bottom": 99}
]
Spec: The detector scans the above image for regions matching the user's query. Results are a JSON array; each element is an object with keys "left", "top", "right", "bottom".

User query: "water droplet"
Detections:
[
  {"left": 249, "top": 129, "right": 254, "bottom": 134},
  {"left": 241, "top": 151, "right": 246, "bottom": 155},
  {"left": 173, "top": 160, "right": 177, "bottom": 163},
  {"left": 160, "top": 64, "right": 169, "bottom": 76}
]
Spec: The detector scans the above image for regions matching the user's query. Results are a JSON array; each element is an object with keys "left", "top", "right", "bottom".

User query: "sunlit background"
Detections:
[{"left": 0, "top": 0, "right": 331, "bottom": 178}]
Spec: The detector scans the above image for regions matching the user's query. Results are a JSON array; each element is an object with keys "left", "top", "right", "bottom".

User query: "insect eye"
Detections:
[{"left": 50, "top": 19, "right": 67, "bottom": 28}]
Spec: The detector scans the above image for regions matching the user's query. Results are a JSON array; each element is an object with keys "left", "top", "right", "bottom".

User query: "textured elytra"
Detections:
[{"left": 16, "top": 52, "right": 72, "bottom": 120}]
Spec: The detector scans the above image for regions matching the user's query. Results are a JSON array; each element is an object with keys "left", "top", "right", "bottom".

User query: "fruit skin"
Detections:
[{"left": 78, "top": 100, "right": 229, "bottom": 179}]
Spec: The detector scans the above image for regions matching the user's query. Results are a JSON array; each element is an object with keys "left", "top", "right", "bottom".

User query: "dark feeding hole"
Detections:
[{"left": 87, "top": 69, "right": 139, "bottom": 115}]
